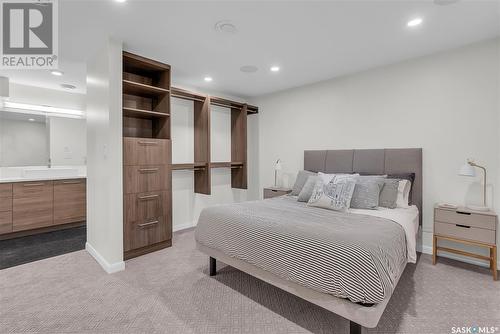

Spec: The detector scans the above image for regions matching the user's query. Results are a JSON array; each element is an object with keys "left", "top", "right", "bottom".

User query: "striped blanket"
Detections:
[{"left": 195, "top": 196, "right": 407, "bottom": 304}]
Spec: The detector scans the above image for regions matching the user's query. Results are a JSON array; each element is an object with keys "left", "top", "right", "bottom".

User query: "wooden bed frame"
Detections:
[{"left": 197, "top": 148, "right": 423, "bottom": 333}]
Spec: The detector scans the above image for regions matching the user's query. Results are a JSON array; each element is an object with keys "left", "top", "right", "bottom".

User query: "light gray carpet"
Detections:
[{"left": 1, "top": 229, "right": 499, "bottom": 334}]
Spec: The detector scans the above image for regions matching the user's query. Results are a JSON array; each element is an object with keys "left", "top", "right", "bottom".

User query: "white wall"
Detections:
[
  {"left": 171, "top": 98, "right": 259, "bottom": 231},
  {"left": 86, "top": 39, "right": 124, "bottom": 273},
  {"left": 49, "top": 117, "right": 86, "bottom": 166},
  {"left": 0, "top": 118, "right": 48, "bottom": 166},
  {"left": 254, "top": 38, "right": 500, "bottom": 261}
]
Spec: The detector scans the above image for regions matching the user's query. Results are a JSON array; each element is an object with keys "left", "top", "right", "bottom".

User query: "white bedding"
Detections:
[{"left": 349, "top": 205, "right": 420, "bottom": 263}]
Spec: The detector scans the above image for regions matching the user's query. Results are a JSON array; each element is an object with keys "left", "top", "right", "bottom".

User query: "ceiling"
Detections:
[{"left": 1, "top": 0, "right": 499, "bottom": 98}]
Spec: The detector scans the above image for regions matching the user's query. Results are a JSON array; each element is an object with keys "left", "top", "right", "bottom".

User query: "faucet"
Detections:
[{"left": 48, "top": 158, "right": 51, "bottom": 168}]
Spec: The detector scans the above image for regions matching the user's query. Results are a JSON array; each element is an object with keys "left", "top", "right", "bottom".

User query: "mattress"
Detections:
[{"left": 195, "top": 196, "right": 416, "bottom": 304}]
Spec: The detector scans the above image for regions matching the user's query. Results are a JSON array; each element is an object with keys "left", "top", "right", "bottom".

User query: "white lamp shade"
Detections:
[
  {"left": 458, "top": 163, "right": 475, "bottom": 177},
  {"left": 0, "top": 76, "right": 9, "bottom": 98},
  {"left": 274, "top": 161, "right": 282, "bottom": 171}
]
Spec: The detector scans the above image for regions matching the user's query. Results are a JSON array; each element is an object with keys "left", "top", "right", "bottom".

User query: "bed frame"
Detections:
[{"left": 198, "top": 148, "right": 423, "bottom": 333}]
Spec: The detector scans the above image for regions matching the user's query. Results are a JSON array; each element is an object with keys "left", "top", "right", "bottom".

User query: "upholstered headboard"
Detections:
[{"left": 304, "top": 148, "right": 422, "bottom": 224}]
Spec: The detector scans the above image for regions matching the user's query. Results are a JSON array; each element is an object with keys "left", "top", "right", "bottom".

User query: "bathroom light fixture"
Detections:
[
  {"left": 51, "top": 70, "right": 63, "bottom": 76},
  {"left": 28, "top": 118, "right": 35, "bottom": 122},
  {"left": 3, "top": 101, "right": 84, "bottom": 117},
  {"left": 407, "top": 17, "right": 423, "bottom": 27},
  {"left": 270, "top": 66, "right": 280, "bottom": 72},
  {"left": 204, "top": 77, "right": 213, "bottom": 82}
]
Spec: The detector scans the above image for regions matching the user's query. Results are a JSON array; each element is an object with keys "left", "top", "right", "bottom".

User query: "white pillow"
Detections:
[
  {"left": 308, "top": 174, "right": 357, "bottom": 212},
  {"left": 396, "top": 180, "right": 411, "bottom": 208}
]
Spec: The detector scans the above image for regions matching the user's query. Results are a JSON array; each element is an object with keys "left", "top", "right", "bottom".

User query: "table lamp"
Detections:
[
  {"left": 458, "top": 159, "right": 488, "bottom": 211},
  {"left": 274, "top": 159, "right": 282, "bottom": 187}
]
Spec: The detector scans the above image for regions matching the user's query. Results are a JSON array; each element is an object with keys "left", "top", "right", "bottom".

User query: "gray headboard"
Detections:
[{"left": 304, "top": 148, "right": 422, "bottom": 225}]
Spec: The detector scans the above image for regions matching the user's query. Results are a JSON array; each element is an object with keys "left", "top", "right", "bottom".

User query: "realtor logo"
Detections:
[{"left": 0, "top": 0, "right": 58, "bottom": 69}]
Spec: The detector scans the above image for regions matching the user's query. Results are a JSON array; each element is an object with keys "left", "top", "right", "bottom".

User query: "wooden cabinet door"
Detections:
[
  {"left": 0, "top": 183, "right": 12, "bottom": 212},
  {"left": 53, "top": 179, "right": 86, "bottom": 225},
  {"left": 13, "top": 181, "right": 53, "bottom": 232}
]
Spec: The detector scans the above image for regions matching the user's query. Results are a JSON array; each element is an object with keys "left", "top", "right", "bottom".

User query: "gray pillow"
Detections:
[
  {"left": 350, "top": 179, "right": 385, "bottom": 209},
  {"left": 291, "top": 170, "right": 316, "bottom": 196},
  {"left": 379, "top": 179, "right": 399, "bottom": 209},
  {"left": 297, "top": 175, "right": 318, "bottom": 202}
]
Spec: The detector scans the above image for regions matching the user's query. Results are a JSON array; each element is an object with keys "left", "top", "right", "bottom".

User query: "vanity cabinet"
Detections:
[
  {"left": 13, "top": 181, "right": 54, "bottom": 232},
  {"left": 54, "top": 179, "right": 86, "bottom": 225},
  {"left": 0, "top": 178, "right": 86, "bottom": 237}
]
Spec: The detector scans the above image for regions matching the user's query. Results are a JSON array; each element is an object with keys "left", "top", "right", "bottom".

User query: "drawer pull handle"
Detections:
[
  {"left": 138, "top": 141, "right": 158, "bottom": 145},
  {"left": 23, "top": 183, "right": 44, "bottom": 187},
  {"left": 138, "top": 194, "right": 159, "bottom": 200},
  {"left": 138, "top": 220, "right": 159, "bottom": 228},
  {"left": 271, "top": 190, "right": 278, "bottom": 192},
  {"left": 62, "top": 181, "right": 81, "bottom": 184},
  {"left": 456, "top": 211, "right": 471, "bottom": 215},
  {"left": 456, "top": 224, "right": 471, "bottom": 229},
  {"left": 139, "top": 168, "right": 159, "bottom": 173}
]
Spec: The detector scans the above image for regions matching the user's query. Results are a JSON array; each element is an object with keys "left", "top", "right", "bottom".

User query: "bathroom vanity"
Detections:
[{"left": 0, "top": 167, "right": 86, "bottom": 239}]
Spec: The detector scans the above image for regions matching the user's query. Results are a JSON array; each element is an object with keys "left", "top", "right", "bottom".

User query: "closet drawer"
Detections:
[
  {"left": 13, "top": 181, "right": 53, "bottom": 232},
  {"left": 434, "top": 221, "right": 496, "bottom": 245},
  {"left": 124, "top": 166, "right": 170, "bottom": 194},
  {"left": 124, "top": 191, "right": 171, "bottom": 224},
  {"left": 0, "top": 211, "right": 12, "bottom": 234},
  {"left": 123, "top": 137, "right": 171, "bottom": 166},
  {"left": 124, "top": 215, "right": 171, "bottom": 252},
  {"left": 435, "top": 208, "right": 496, "bottom": 230}
]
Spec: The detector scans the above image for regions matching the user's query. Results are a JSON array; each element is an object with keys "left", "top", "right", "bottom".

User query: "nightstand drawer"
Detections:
[
  {"left": 435, "top": 221, "right": 496, "bottom": 245},
  {"left": 264, "top": 188, "right": 291, "bottom": 199},
  {"left": 435, "top": 209, "right": 496, "bottom": 230}
]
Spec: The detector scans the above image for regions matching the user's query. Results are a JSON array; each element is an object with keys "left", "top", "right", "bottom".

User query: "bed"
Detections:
[{"left": 195, "top": 148, "right": 422, "bottom": 333}]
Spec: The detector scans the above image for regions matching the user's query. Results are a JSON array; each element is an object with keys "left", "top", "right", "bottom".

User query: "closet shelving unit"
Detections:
[
  {"left": 122, "top": 51, "right": 172, "bottom": 260},
  {"left": 170, "top": 87, "right": 258, "bottom": 194}
]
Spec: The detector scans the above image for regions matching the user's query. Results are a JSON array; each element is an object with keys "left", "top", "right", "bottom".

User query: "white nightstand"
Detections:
[{"left": 433, "top": 204, "right": 497, "bottom": 280}]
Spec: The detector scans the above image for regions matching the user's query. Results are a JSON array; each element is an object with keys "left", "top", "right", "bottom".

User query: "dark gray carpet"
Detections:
[
  {"left": 0, "top": 229, "right": 499, "bottom": 334},
  {"left": 0, "top": 225, "right": 86, "bottom": 269}
]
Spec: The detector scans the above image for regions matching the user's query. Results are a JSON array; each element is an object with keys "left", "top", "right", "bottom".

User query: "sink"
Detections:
[{"left": 22, "top": 167, "right": 79, "bottom": 179}]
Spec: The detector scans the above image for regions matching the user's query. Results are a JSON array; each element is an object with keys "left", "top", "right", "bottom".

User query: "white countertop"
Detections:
[{"left": 0, "top": 175, "right": 86, "bottom": 184}]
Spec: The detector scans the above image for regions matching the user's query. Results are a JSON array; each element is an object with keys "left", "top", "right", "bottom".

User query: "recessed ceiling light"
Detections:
[
  {"left": 204, "top": 77, "right": 213, "bottom": 82},
  {"left": 240, "top": 65, "right": 258, "bottom": 73},
  {"left": 214, "top": 20, "right": 237, "bottom": 34},
  {"left": 50, "top": 70, "right": 63, "bottom": 76},
  {"left": 115, "top": 0, "right": 126, "bottom": 3},
  {"left": 407, "top": 17, "right": 423, "bottom": 27},
  {"left": 270, "top": 66, "right": 280, "bottom": 72},
  {"left": 28, "top": 118, "right": 35, "bottom": 122},
  {"left": 60, "top": 83, "right": 76, "bottom": 90}
]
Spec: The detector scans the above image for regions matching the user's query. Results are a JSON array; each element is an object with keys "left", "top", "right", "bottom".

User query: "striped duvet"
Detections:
[{"left": 195, "top": 196, "right": 407, "bottom": 304}]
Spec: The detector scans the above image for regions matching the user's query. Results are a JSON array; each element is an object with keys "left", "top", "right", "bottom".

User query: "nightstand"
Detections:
[
  {"left": 433, "top": 205, "right": 497, "bottom": 280},
  {"left": 263, "top": 187, "right": 292, "bottom": 199}
]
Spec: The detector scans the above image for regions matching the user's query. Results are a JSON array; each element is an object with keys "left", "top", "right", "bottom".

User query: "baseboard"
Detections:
[
  {"left": 173, "top": 221, "right": 197, "bottom": 232},
  {"left": 419, "top": 244, "right": 499, "bottom": 268},
  {"left": 85, "top": 242, "right": 125, "bottom": 274}
]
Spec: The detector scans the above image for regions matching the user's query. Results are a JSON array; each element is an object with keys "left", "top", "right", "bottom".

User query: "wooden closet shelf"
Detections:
[
  {"left": 210, "top": 162, "right": 244, "bottom": 169},
  {"left": 123, "top": 107, "right": 170, "bottom": 119},
  {"left": 123, "top": 51, "right": 171, "bottom": 72},
  {"left": 123, "top": 80, "right": 170, "bottom": 97},
  {"left": 171, "top": 87, "right": 207, "bottom": 102},
  {"left": 171, "top": 163, "right": 208, "bottom": 171}
]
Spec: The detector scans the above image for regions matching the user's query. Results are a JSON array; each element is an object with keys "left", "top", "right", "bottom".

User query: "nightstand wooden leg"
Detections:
[
  {"left": 432, "top": 235, "right": 437, "bottom": 265},
  {"left": 492, "top": 246, "right": 497, "bottom": 281}
]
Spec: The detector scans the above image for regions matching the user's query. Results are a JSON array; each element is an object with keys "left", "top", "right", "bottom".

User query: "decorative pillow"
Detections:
[
  {"left": 387, "top": 173, "right": 415, "bottom": 204},
  {"left": 291, "top": 170, "right": 316, "bottom": 196},
  {"left": 379, "top": 179, "right": 399, "bottom": 209},
  {"left": 297, "top": 175, "right": 319, "bottom": 202},
  {"left": 396, "top": 180, "right": 412, "bottom": 208},
  {"left": 308, "top": 176, "right": 356, "bottom": 212},
  {"left": 350, "top": 178, "right": 385, "bottom": 209}
]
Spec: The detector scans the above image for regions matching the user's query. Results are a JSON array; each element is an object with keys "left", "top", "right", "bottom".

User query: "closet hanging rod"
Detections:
[
  {"left": 210, "top": 102, "right": 246, "bottom": 110},
  {"left": 171, "top": 94, "right": 206, "bottom": 103}
]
